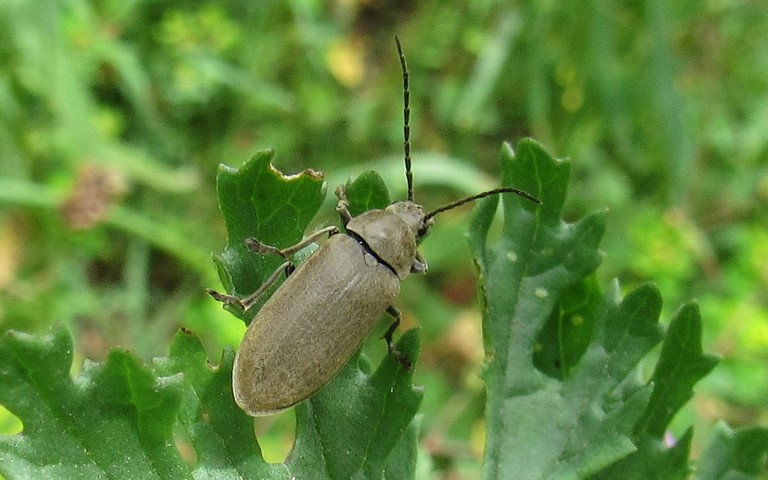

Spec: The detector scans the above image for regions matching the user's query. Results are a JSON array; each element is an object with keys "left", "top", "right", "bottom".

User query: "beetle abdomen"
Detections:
[{"left": 232, "top": 233, "right": 400, "bottom": 416}]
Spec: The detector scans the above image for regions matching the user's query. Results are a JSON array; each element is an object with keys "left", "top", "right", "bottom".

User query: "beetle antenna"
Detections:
[
  {"left": 425, "top": 187, "right": 541, "bottom": 221},
  {"left": 395, "top": 35, "right": 414, "bottom": 202}
]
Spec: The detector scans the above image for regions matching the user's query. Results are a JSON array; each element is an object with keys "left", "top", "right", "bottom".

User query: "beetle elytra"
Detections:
[{"left": 207, "top": 36, "right": 540, "bottom": 416}]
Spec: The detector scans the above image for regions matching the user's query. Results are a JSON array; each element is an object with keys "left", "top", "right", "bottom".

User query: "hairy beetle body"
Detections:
[{"left": 233, "top": 210, "right": 414, "bottom": 416}]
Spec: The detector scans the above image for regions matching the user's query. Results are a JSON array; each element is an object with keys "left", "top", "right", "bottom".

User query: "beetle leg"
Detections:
[
  {"left": 383, "top": 305, "right": 413, "bottom": 370},
  {"left": 206, "top": 260, "right": 295, "bottom": 311},
  {"left": 335, "top": 185, "right": 353, "bottom": 226},
  {"left": 238, "top": 261, "right": 295, "bottom": 310},
  {"left": 209, "top": 227, "right": 337, "bottom": 311},
  {"left": 245, "top": 225, "right": 338, "bottom": 259}
]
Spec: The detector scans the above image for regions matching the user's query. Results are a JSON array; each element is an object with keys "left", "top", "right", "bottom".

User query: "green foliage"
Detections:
[
  {"left": 210, "top": 149, "right": 326, "bottom": 321},
  {"left": 2, "top": 140, "right": 767, "bottom": 479},
  {"left": 1, "top": 1, "right": 767, "bottom": 478},
  {"left": 696, "top": 423, "right": 768, "bottom": 480},
  {"left": 342, "top": 171, "right": 392, "bottom": 217},
  {"left": 469, "top": 140, "right": 717, "bottom": 479},
  {"left": 0, "top": 325, "right": 189, "bottom": 478},
  {"left": 0, "top": 313, "right": 420, "bottom": 480},
  {"left": 289, "top": 330, "right": 421, "bottom": 479},
  {"left": 207, "top": 150, "right": 424, "bottom": 478},
  {"left": 0, "top": 151, "right": 424, "bottom": 480}
]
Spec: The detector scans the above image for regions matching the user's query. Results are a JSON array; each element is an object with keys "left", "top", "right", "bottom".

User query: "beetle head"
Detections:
[{"left": 385, "top": 201, "right": 434, "bottom": 240}]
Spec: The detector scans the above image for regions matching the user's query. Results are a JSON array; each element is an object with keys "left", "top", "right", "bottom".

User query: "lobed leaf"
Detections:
[
  {"left": 0, "top": 323, "right": 420, "bottom": 480},
  {"left": 211, "top": 149, "right": 326, "bottom": 322},
  {"left": 0, "top": 324, "right": 189, "bottom": 479},
  {"left": 695, "top": 422, "right": 768, "bottom": 480},
  {"left": 468, "top": 139, "right": 741, "bottom": 480},
  {"left": 289, "top": 331, "right": 423, "bottom": 480},
  {"left": 209, "top": 154, "right": 423, "bottom": 478},
  {"left": 155, "top": 329, "right": 289, "bottom": 479},
  {"left": 342, "top": 170, "right": 392, "bottom": 217},
  {"left": 595, "top": 304, "right": 722, "bottom": 479}
]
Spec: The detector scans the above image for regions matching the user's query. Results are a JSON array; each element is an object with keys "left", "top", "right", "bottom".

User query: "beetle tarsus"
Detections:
[
  {"left": 388, "top": 343, "right": 413, "bottom": 370},
  {"left": 384, "top": 331, "right": 412, "bottom": 370},
  {"left": 335, "top": 185, "right": 353, "bottom": 226},
  {"left": 245, "top": 238, "right": 281, "bottom": 256},
  {"left": 205, "top": 288, "right": 245, "bottom": 309}
]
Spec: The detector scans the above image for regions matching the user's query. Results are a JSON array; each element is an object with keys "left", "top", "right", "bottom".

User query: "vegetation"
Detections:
[{"left": 1, "top": 1, "right": 766, "bottom": 478}]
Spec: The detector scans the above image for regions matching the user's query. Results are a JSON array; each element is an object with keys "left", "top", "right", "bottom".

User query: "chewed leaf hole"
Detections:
[
  {"left": 254, "top": 408, "right": 296, "bottom": 464},
  {"left": 0, "top": 405, "right": 22, "bottom": 435}
]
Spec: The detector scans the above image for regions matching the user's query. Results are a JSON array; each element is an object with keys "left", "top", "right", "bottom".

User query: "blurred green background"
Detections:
[{"left": 0, "top": 0, "right": 766, "bottom": 476}]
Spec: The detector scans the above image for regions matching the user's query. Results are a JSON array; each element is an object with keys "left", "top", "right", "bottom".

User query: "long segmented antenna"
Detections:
[
  {"left": 394, "top": 35, "right": 414, "bottom": 202},
  {"left": 394, "top": 36, "right": 540, "bottom": 218},
  {"left": 425, "top": 187, "right": 541, "bottom": 222}
]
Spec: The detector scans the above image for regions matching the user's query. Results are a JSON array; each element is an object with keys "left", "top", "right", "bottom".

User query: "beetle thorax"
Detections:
[{"left": 345, "top": 206, "right": 423, "bottom": 279}]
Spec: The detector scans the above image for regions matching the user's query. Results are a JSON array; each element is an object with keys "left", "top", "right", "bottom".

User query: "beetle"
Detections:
[{"left": 206, "top": 36, "right": 541, "bottom": 416}]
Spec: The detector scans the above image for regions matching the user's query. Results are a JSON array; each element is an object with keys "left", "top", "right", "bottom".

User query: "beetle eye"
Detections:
[{"left": 418, "top": 217, "right": 434, "bottom": 238}]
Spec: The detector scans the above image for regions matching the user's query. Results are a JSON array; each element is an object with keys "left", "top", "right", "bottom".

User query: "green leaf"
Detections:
[
  {"left": 288, "top": 330, "right": 423, "bottom": 479},
  {"left": 593, "top": 300, "right": 721, "bottom": 479},
  {"left": 0, "top": 324, "right": 190, "bottom": 479},
  {"left": 211, "top": 149, "right": 326, "bottom": 322},
  {"left": 695, "top": 422, "right": 768, "bottom": 480},
  {"left": 468, "top": 139, "right": 766, "bottom": 479},
  {"left": 471, "top": 139, "right": 666, "bottom": 479},
  {"left": 533, "top": 274, "right": 602, "bottom": 379},
  {"left": 208, "top": 152, "right": 423, "bottom": 479},
  {"left": 639, "top": 303, "right": 720, "bottom": 437},
  {"left": 0, "top": 324, "right": 421, "bottom": 480},
  {"left": 343, "top": 170, "right": 392, "bottom": 217},
  {"left": 154, "top": 329, "right": 289, "bottom": 479}
]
